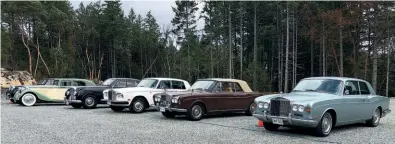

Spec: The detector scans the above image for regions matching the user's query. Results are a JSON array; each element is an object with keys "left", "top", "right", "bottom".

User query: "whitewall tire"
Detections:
[{"left": 21, "top": 93, "right": 37, "bottom": 106}]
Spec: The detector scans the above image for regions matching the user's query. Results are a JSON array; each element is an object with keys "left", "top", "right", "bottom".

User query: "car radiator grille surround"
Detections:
[
  {"left": 108, "top": 90, "right": 115, "bottom": 101},
  {"left": 69, "top": 89, "right": 75, "bottom": 100},
  {"left": 270, "top": 97, "right": 291, "bottom": 117},
  {"left": 160, "top": 95, "right": 171, "bottom": 107}
]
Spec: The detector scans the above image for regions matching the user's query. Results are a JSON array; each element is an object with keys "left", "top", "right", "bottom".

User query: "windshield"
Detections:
[
  {"left": 190, "top": 80, "right": 215, "bottom": 91},
  {"left": 137, "top": 79, "right": 158, "bottom": 88},
  {"left": 292, "top": 79, "right": 343, "bottom": 95},
  {"left": 102, "top": 79, "right": 115, "bottom": 86},
  {"left": 38, "top": 79, "right": 47, "bottom": 85}
]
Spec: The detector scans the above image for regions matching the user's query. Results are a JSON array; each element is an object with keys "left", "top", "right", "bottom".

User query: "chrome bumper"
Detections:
[
  {"left": 253, "top": 113, "right": 318, "bottom": 128},
  {"left": 108, "top": 100, "right": 129, "bottom": 107},
  {"left": 382, "top": 109, "right": 391, "bottom": 117},
  {"left": 156, "top": 105, "right": 187, "bottom": 113}
]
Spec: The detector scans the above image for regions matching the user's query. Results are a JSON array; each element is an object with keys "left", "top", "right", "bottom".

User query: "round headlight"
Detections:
[
  {"left": 298, "top": 105, "right": 304, "bottom": 112},
  {"left": 292, "top": 105, "right": 298, "bottom": 111},
  {"left": 263, "top": 103, "right": 269, "bottom": 109},
  {"left": 116, "top": 93, "right": 123, "bottom": 98},
  {"left": 66, "top": 91, "right": 70, "bottom": 95},
  {"left": 73, "top": 91, "right": 77, "bottom": 96},
  {"left": 258, "top": 102, "right": 264, "bottom": 108}
]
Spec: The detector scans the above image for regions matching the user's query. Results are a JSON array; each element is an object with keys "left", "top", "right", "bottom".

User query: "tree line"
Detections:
[{"left": 1, "top": 1, "right": 394, "bottom": 96}]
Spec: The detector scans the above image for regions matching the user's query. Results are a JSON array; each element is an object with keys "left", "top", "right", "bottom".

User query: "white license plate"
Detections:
[
  {"left": 272, "top": 118, "right": 284, "bottom": 125},
  {"left": 160, "top": 107, "right": 165, "bottom": 112}
]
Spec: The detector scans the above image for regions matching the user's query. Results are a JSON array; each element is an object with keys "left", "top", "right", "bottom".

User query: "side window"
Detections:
[
  {"left": 232, "top": 83, "right": 243, "bottom": 92},
  {"left": 53, "top": 80, "right": 59, "bottom": 86},
  {"left": 344, "top": 81, "right": 360, "bottom": 95},
  {"left": 221, "top": 82, "right": 233, "bottom": 92},
  {"left": 46, "top": 79, "right": 54, "bottom": 85},
  {"left": 72, "top": 81, "right": 86, "bottom": 86},
  {"left": 116, "top": 80, "right": 127, "bottom": 87},
  {"left": 213, "top": 82, "right": 222, "bottom": 92},
  {"left": 126, "top": 79, "right": 138, "bottom": 87},
  {"left": 359, "top": 81, "right": 371, "bottom": 95},
  {"left": 171, "top": 81, "right": 186, "bottom": 89},
  {"left": 60, "top": 80, "right": 72, "bottom": 86},
  {"left": 158, "top": 80, "right": 171, "bottom": 89}
]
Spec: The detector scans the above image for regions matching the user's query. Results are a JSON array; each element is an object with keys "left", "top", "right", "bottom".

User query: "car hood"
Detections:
[
  {"left": 112, "top": 87, "right": 160, "bottom": 94},
  {"left": 255, "top": 92, "right": 337, "bottom": 104},
  {"left": 157, "top": 90, "right": 207, "bottom": 97},
  {"left": 76, "top": 86, "right": 110, "bottom": 91}
]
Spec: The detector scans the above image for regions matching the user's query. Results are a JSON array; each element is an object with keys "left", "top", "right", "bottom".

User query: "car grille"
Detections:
[
  {"left": 160, "top": 95, "right": 171, "bottom": 107},
  {"left": 270, "top": 97, "right": 291, "bottom": 117},
  {"left": 68, "top": 88, "right": 75, "bottom": 100},
  {"left": 108, "top": 90, "right": 115, "bottom": 101}
]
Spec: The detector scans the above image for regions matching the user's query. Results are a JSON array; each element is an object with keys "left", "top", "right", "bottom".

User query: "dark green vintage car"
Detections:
[{"left": 253, "top": 77, "right": 391, "bottom": 137}]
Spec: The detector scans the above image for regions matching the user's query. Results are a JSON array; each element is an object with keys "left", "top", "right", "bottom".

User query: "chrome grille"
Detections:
[
  {"left": 160, "top": 95, "right": 171, "bottom": 107},
  {"left": 108, "top": 90, "right": 115, "bottom": 101},
  {"left": 270, "top": 97, "right": 291, "bottom": 117}
]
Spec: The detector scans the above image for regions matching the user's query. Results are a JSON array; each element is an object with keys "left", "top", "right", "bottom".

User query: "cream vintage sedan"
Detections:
[{"left": 13, "top": 78, "right": 95, "bottom": 106}]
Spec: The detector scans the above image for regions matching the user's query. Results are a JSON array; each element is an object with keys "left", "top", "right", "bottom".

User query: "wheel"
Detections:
[
  {"left": 187, "top": 103, "right": 204, "bottom": 121},
  {"left": 161, "top": 112, "right": 175, "bottom": 118},
  {"left": 263, "top": 123, "right": 280, "bottom": 131},
  {"left": 71, "top": 104, "right": 82, "bottom": 108},
  {"left": 129, "top": 97, "right": 146, "bottom": 113},
  {"left": 366, "top": 107, "right": 381, "bottom": 127},
  {"left": 314, "top": 112, "right": 333, "bottom": 137},
  {"left": 245, "top": 102, "right": 257, "bottom": 116},
  {"left": 82, "top": 96, "right": 98, "bottom": 109},
  {"left": 20, "top": 93, "right": 37, "bottom": 106},
  {"left": 110, "top": 106, "right": 124, "bottom": 112}
]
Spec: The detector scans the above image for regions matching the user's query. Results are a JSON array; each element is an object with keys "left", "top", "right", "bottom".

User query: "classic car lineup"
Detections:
[
  {"left": 5, "top": 76, "right": 391, "bottom": 137},
  {"left": 64, "top": 78, "right": 140, "bottom": 109}
]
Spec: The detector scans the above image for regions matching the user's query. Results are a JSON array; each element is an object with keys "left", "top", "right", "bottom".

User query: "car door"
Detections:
[
  {"left": 210, "top": 81, "right": 236, "bottom": 111},
  {"left": 114, "top": 79, "right": 127, "bottom": 88},
  {"left": 225, "top": 82, "right": 249, "bottom": 110},
  {"left": 52, "top": 80, "right": 72, "bottom": 101},
  {"left": 358, "top": 81, "right": 374, "bottom": 119},
  {"left": 342, "top": 80, "right": 365, "bottom": 122}
]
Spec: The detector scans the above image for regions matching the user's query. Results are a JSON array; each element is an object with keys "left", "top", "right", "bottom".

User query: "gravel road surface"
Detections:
[{"left": 1, "top": 96, "right": 394, "bottom": 144}]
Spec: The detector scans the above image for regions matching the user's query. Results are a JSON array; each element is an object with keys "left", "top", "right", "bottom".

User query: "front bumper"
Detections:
[
  {"left": 108, "top": 100, "right": 129, "bottom": 107},
  {"left": 382, "top": 109, "right": 391, "bottom": 117},
  {"left": 156, "top": 104, "right": 187, "bottom": 113},
  {"left": 253, "top": 113, "right": 318, "bottom": 128}
]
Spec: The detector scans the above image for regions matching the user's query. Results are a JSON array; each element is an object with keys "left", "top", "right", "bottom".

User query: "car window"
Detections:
[
  {"left": 45, "top": 79, "right": 55, "bottom": 85},
  {"left": 126, "top": 79, "right": 138, "bottom": 87},
  {"left": 213, "top": 82, "right": 222, "bottom": 92},
  {"left": 53, "top": 80, "right": 59, "bottom": 85},
  {"left": 72, "top": 81, "right": 86, "bottom": 86},
  {"left": 359, "top": 81, "right": 371, "bottom": 95},
  {"left": 60, "top": 80, "right": 72, "bottom": 86},
  {"left": 344, "top": 81, "right": 360, "bottom": 95},
  {"left": 116, "top": 80, "right": 127, "bottom": 87},
  {"left": 171, "top": 81, "right": 185, "bottom": 89},
  {"left": 232, "top": 83, "right": 243, "bottom": 92},
  {"left": 221, "top": 82, "right": 234, "bottom": 92},
  {"left": 158, "top": 80, "right": 171, "bottom": 89}
]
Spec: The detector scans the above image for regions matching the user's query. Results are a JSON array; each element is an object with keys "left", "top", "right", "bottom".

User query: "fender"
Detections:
[{"left": 17, "top": 89, "right": 52, "bottom": 102}]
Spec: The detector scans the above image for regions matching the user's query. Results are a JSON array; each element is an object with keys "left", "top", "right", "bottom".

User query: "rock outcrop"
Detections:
[{"left": 1, "top": 68, "right": 36, "bottom": 88}]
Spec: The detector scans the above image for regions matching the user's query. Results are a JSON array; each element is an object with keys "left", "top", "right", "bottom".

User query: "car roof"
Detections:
[
  {"left": 303, "top": 76, "right": 369, "bottom": 83},
  {"left": 196, "top": 78, "right": 252, "bottom": 92},
  {"left": 144, "top": 77, "right": 188, "bottom": 82},
  {"left": 106, "top": 78, "right": 140, "bottom": 80}
]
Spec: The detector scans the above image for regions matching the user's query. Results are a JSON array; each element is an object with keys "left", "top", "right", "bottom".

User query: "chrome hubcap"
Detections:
[
  {"left": 192, "top": 105, "right": 202, "bottom": 118},
  {"left": 85, "top": 97, "right": 94, "bottom": 106},
  {"left": 22, "top": 94, "right": 36, "bottom": 106},
  {"left": 322, "top": 114, "right": 332, "bottom": 134},
  {"left": 373, "top": 109, "right": 380, "bottom": 124},
  {"left": 134, "top": 101, "right": 143, "bottom": 111}
]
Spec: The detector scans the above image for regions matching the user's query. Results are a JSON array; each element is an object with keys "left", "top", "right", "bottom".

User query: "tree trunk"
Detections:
[
  {"left": 284, "top": 2, "right": 289, "bottom": 93},
  {"left": 253, "top": 4, "right": 257, "bottom": 91},
  {"left": 240, "top": 6, "right": 243, "bottom": 79},
  {"left": 311, "top": 39, "right": 314, "bottom": 76},
  {"left": 228, "top": 4, "right": 232, "bottom": 78},
  {"left": 340, "top": 25, "right": 343, "bottom": 77},
  {"left": 277, "top": 7, "right": 281, "bottom": 92},
  {"left": 295, "top": 19, "right": 298, "bottom": 86},
  {"left": 372, "top": 14, "right": 378, "bottom": 91},
  {"left": 322, "top": 20, "right": 326, "bottom": 76},
  {"left": 386, "top": 14, "right": 390, "bottom": 97},
  {"left": 292, "top": 12, "right": 295, "bottom": 88}
]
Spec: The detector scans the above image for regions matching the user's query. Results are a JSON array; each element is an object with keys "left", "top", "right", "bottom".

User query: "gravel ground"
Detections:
[{"left": 1, "top": 95, "right": 394, "bottom": 144}]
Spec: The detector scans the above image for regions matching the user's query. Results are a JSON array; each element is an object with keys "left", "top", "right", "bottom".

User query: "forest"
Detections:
[{"left": 1, "top": 1, "right": 394, "bottom": 96}]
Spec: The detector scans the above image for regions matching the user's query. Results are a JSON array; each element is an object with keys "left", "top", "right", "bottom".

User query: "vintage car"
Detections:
[
  {"left": 253, "top": 77, "right": 391, "bottom": 137},
  {"left": 153, "top": 78, "right": 276, "bottom": 121},
  {"left": 103, "top": 77, "right": 191, "bottom": 113},
  {"left": 6, "top": 78, "right": 59, "bottom": 103},
  {"left": 64, "top": 78, "right": 140, "bottom": 109},
  {"left": 13, "top": 78, "right": 96, "bottom": 106}
]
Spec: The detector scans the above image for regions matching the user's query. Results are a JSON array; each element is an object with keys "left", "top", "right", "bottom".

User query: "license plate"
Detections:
[
  {"left": 160, "top": 107, "right": 165, "bottom": 112},
  {"left": 107, "top": 101, "right": 111, "bottom": 105},
  {"left": 272, "top": 118, "right": 284, "bottom": 125}
]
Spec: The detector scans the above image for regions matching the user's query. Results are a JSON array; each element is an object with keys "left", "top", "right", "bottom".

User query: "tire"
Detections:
[
  {"left": 110, "top": 106, "right": 124, "bottom": 112},
  {"left": 161, "top": 112, "right": 175, "bottom": 118},
  {"left": 314, "top": 112, "right": 333, "bottom": 137},
  {"left": 82, "top": 96, "right": 98, "bottom": 109},
  {"left": 366, "top": 107, "right": 381, "bottom": 127},
  {"left": 245, "top": 102, "right": 257, "bottom": 116},
  {"left": 71, "top": 104, "right": 82, "bottom": 108},
  {"left": 187, "top": 103, "right": 205, "bottom": 121},
  {"left": 263, "top": 123, "right": 280, "bottom": 131},
  {"left": 20, "top": 93, "right": 37, "bottom": 106},
  {"left": 129, "top": 97, "right": 146, "bottom": 113}
]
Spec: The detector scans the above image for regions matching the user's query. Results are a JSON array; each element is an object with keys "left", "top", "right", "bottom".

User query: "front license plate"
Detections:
[
  {"left": 272, "top": 118, "right": 284, "bottom": 125},
  {"left": 160, "top": 107, "right": 165, "bottom": 112}
]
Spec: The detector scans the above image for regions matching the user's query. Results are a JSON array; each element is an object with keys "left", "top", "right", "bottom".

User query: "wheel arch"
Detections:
[
  {"left": 322, "top": 108, "right": 337, "bottom": 127},
  {"left": 190, "top": 100, "right": 207, "bottom": 113},
  {"left": 132, "top": 95, "right": 149, "bottom": 108}
]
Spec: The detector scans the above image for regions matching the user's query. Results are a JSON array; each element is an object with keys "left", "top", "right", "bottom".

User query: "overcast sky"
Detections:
[{"left": 70, "top": 0, "right": 205, "bottom": 32}]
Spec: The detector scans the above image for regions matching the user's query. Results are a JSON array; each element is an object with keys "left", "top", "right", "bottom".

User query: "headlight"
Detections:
[
  {"left": 258, "top": 102, "right": 264, "bottom": 108},
  {"left": 292, "top": 105, "right": 298, "bottom": 111},
  {"left": 298, "top": 105, "right": 304, "bottom": 112},
  {"left": 73, "top": 91, "right": 77, "bottom": 96},
  {"left": 263, "top": 103, "right": 269, "bottom": 109},
  {"left": 155, "top": 97, "right": 160, "bottom": 102},
  {"left": 66, "top": 91, "right": 70, "bottom": 95},
  {"left": 116, "top": 93, "right": 123, "bottom": 98},
  {"left": 171, "top": 97, "right": 179, "bottom": 103}
]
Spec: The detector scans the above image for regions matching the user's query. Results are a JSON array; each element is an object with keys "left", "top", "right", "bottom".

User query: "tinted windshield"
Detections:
[
  {"left": 293, "top": 79, "right": 343, "bottom": 95},
  {"left": 102, "top": 79, "right": 115, "bottom": 86},
  {"left": 137, "top": 79, "right": 158, "bottom": 88},
  {"left": 190, "top": 80, "right": 215, "bottom": 91}
]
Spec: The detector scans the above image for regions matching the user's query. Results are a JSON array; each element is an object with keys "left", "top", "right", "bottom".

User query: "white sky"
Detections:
[{"left": 69, "top": 0, "right": 205, "bottom": 32}]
